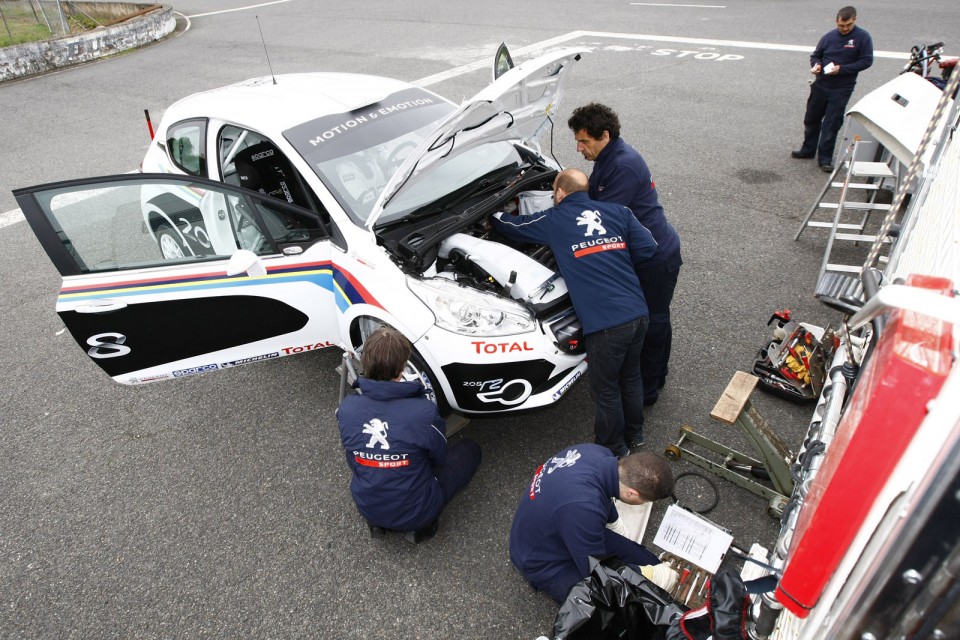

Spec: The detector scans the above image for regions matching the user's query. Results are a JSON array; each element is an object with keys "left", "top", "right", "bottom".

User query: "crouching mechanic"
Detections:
[
  {"left": 510, "top": 443, "right": 679, "bottom": 603},
  {"left": 336, "top": 326, "right": 482, "bottom": 542},
  {"left": 490, "top": 168, "right": 656, "bottom": 457}
]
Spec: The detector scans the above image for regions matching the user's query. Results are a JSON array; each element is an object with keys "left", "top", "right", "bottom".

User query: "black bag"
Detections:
[
  {"left": 664, "top": 568, "right": 751, "bottom": 640},
  {"left": 553, "top": 556, "right": 686, "bottom": 640}
]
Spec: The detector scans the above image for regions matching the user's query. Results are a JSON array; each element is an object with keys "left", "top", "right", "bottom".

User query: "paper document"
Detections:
[{"left": 653, "top": 505, "right": 733, "bottom": 573}]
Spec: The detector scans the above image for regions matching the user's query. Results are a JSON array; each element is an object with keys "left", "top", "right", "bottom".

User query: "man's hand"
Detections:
[{"left": 811, "top": 63, "right": 822, "bottom": 74}]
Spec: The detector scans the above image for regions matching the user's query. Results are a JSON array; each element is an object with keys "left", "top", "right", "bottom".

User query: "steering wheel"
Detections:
[{"left": 386, "top": 141, "right": 418, "bottom": 170}]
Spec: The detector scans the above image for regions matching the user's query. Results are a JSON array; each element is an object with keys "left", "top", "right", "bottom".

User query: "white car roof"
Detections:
[{"left": 159, "top": 73, "right": 429, "bottom": 137}]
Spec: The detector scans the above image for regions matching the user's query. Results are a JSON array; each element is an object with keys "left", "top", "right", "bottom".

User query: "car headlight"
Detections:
[{"left": 407, "top": 276, "right": 535, "bottom": 336}]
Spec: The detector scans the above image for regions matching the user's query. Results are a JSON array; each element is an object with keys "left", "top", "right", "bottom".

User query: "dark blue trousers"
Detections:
[
  {"left": 799, "top": 82, "right": 855, "bottom": 166},
  {"left": 636, "top": 251, "right": 682, "bottom": 405},
  {"left": 434, "top": 439, "right": 482, "bottom": 506}
]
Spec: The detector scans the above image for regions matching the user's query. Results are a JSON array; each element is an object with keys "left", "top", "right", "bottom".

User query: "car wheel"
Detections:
[
  {"left": 157, "top": 226, "right": 187, "bottom": 260},
  {"left": 356, "top": 318, "right": 450, "bottom": 416}
]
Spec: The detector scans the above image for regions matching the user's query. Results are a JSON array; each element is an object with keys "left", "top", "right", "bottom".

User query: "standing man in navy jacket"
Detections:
[
  {"left": 568, "top": 104, "right": 682, "bottom": 407},
  {"left": 792, "top": 6, "right": 874, "bottom": 172},
  {"left": 337, "top": 326, "right": 481, "bottom": 542},
  {"left": 510, "top": 443, "right": 677, "bottom": 603},
  {"left": 491, "top": 169, "right": 656, "bottom": 457}
]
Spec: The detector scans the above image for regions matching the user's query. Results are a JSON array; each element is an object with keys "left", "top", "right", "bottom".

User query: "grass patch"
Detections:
[{"left": 0, "top": 4, "right": 114, "bottom": 48}]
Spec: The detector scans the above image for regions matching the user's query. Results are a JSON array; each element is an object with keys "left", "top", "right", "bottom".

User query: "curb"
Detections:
[{"left": 0, "top": 3, "right": 175, "bottom": 82}]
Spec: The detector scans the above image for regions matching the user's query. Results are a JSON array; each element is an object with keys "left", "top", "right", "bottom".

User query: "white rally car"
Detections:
[{"left": 14, "top": 48, "right": 589, "bottom": 415}]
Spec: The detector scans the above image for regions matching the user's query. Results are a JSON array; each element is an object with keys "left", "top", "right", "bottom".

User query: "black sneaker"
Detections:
[
  {"left": 791, "top": 150, "right": 814, "bottom": 159},
  {"left": 820, "top": 164, "right": 835, "bottom": 173},
  {"left": 628, "top": 439, "right": 646, "bottom": 452}
]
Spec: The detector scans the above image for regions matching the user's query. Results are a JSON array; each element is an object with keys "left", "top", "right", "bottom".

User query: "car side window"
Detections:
[
  {"left": 166, "top": 120, "right": 207, "bottom": 176},
  {"left": 20, "top": 176, "right": 289, "bottom": 275}
]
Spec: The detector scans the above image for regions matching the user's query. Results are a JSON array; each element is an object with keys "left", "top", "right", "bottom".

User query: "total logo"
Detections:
[
  {"left": 470, "top": 340, "right": 534, "bottom": 354},
  {"left": 282, "top": 341, "right": 335, "bottom": 355},
  {"left": 465, "top": 377, "right": 533, "bottom": 406}
]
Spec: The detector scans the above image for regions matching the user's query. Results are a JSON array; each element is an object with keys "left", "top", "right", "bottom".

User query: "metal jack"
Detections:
[{"left": 665, "top": 372, "right": 794, "bottom": 518}]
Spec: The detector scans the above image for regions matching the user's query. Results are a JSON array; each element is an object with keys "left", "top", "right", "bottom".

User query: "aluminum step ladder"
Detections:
[{"left": 793, "top": 138, "right": 900, "bottom": 312}]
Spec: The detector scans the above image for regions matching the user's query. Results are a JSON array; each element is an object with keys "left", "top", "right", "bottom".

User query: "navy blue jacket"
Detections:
[
  {"left": 810, "top": 25, "right": 873, "bottom": 89},
  {"left": 509, "top": 444, "right": 621, "bottom": 589},
  {"left": 337, "top": 377, "right": 447, "bottom": 531},
  {"left": 589, "top": 137, "right": 680, "bottom": 264},
  {"left": 491, "top": 191, "right": 656, "bottom": 335}
]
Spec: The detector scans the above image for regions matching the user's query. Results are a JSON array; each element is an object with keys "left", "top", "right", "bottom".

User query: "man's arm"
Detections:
[
  {"left": 425, "top": 406, "right": 448, "bottom": 470},
  {"left": 810, "top": 33, "right": 828, "bottom": 68},
  {"left": 626, "top": 212, "right": 657, "bottom": 267},
  {"left": 839, "top": 31, "right": 874, "bottom": 75},
  {"left": 489, "top": 210, "right": 552, "bottom": 245},
  {"left": 554, "top": 502, "right": 611, "bottom": 578}
]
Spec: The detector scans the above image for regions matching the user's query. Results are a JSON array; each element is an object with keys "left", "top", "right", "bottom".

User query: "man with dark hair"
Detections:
[
  {"left": 568, "top": 103, "right": 682, "bottom": 408},
  {"left": 509, "top": 443, "right": 678, "bottom": 603},
  {"left": 337, "top": 326, "right": 481, "bottom": 543},
  {"left": 792, "top": 6, "right": 873, "bottom": 172},
  {"left": 490, "top": 169, "right": 656, "bottom": 456}
]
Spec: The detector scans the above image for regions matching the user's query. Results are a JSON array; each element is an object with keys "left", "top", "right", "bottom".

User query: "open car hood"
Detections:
[{"left": 365, "top": 47, "right": 588, "bottom": 228}]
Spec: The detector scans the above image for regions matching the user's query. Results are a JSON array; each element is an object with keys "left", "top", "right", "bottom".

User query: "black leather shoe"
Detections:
[
  {"left": 791, "top": 150, "right": 814, "bottom": 159},
  {"left": 820, "top": 164, "right": 835, "bottom": 173}
]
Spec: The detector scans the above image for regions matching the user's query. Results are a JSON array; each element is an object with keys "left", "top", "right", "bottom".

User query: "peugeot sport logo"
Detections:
[
  {"left": 546, "top": 449, "right": 581, "bottom": 474},
  {"left": 362, "top": 418, "right": 390, "bottom": 450},
  {"left": 576, "top": 209, "right": 606, "bottom": 236},
  {"left": 87, "top": 333, "right": 131, "bottom": 359}
]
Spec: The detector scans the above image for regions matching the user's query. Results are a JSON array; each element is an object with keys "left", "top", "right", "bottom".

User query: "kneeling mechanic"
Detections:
[{"left": 337, "top": 326, "right": 481, "bottom": 542}]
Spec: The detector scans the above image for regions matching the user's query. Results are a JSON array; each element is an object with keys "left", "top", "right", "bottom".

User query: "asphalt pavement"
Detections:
[{"left": 2, "top": 1, "right": 959, "bottom": 638}]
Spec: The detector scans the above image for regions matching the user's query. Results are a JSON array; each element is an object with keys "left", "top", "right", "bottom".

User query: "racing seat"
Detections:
[{"left": 233, "top": 141, "right": 310, "bottom": 209}]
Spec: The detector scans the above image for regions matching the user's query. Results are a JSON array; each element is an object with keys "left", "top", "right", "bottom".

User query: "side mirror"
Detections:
[
  {"left": 493, "top": 42, "right": 515, "bottom": 81},
  {"left": 226, "top": 249, "right": 267, "bottom": 277}
]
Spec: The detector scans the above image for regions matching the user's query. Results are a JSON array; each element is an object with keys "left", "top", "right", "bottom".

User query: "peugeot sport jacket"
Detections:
[
  {"left": 589, "top": 137, "right": 681, "bottom": 265},
  {"left": 337, "top": 377, "right": 447, "bottom": 531},
  {"left": 491, "top": 191, "right": 656, "bottom": 335},
  {"left": 509, "top": 444, "right": 621, "bottom": 594}
]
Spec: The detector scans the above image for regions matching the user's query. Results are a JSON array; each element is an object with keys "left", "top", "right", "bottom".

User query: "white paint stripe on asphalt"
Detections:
[
  {"left": 630, "top": 3, "right": 726, "bottom": 8},
  {"left": 0, "top": 208, "right": 25, "bottom": 230},
  {"left": 416, "top": 31, "right": 907, "bottom": 88},
  {"left": 186, "top": 0, "right": 293, "bottom": 19},
  {"left": 575, "top": 30, "right": 910, "bottom": 59}
]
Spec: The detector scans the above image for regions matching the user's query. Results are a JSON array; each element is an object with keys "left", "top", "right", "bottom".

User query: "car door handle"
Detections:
[{"left": 75, "top": 300, "right": 128, "bottom": 314}]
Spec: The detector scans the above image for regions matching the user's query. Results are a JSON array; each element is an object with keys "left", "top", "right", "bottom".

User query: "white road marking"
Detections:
[
  {"left": 630, "top": 3, "right": 726, "bottom": 7},
  {"left": 186, "top": 0, "right": 293, "bottom": 19},
  {"left": 0, "top": 208, "right": 24, "bottom": 229},
  {"left": 0, "top": 30, "right": 911, "bottom": 228}
]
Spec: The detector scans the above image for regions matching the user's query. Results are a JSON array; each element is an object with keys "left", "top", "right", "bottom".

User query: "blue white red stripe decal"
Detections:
[{"left": 57, "top": 261, "right": 382, "bottom": 312}]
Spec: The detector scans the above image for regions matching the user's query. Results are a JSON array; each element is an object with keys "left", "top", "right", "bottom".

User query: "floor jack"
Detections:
[{"left": 664, "top": 371, "right": 795, "bottom": 518}]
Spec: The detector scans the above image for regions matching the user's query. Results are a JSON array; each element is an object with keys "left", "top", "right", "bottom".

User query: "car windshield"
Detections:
[{"left": 284, "top": 87, "right": 456, "bottom": 226}]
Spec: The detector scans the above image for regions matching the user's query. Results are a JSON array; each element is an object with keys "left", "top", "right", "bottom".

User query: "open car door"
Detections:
[{"left": 14, "top": 173, "right": 342, "bottom": 384}]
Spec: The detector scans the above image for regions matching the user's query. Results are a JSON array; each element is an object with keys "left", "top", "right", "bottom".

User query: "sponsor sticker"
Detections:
[
  {"left": 552, "top": 369, "right": 583, "bottom": 401},
  {"left": 220, "top": 352, "right": 280, "bottom": 368},
  {"left": 172, "top": 363, "right": 219, "bottom": 377}
]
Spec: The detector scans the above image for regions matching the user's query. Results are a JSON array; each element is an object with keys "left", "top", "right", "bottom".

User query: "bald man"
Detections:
[{"left": 490, "top": 169, "right": 657, "bottom": 457}]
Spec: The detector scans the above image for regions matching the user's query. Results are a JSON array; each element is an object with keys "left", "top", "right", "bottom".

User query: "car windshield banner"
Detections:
[{"left": 283, "top": 88, "right": 453, "bottom": 164}]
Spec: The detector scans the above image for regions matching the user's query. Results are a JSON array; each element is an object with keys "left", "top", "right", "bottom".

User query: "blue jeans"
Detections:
[
  {"left": 800, "top": 82, "right": 855, "bottom": 166},
  {"left": 585, "top": 317, "right": 649, "bottom": 457},
  {"left": 636, "top": 251, "right": 682, "bottom": 404}
]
